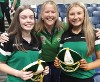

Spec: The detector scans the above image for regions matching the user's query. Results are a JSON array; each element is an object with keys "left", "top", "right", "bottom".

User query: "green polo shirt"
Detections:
[
  {"left": 36, "top": 22, "right": 67, "bottom": 62},
  {"left": 0, "top": 35, "right": 42, "bottom": 82},
  {"left": 60, "top": 29, "right": 100, "bottom": 79}
]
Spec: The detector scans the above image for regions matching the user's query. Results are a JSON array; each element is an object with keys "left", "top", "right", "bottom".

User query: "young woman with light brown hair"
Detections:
[{"left": 54, "top": 2, "right": 100, "bottom": 82}]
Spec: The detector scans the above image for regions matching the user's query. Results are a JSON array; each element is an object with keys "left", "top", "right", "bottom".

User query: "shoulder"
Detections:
[
  {"left": 95, "top": 34, "right": 100, "bottom": 51},
  {"left": 0, "top": 35, "right": 15, "bottom": 52}
]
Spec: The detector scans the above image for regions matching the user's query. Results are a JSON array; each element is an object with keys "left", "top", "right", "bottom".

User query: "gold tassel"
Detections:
[{"left": 40, "top": 73, "right": 44, "bottom": 82}]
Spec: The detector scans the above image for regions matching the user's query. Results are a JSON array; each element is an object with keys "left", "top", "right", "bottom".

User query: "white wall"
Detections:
[{"left": 21, "top": 0, "right": 100, "bottom": 5}]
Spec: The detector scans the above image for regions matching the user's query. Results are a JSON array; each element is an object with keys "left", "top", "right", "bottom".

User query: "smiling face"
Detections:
[
  {"left": 68, "top": 6, "right": 84, "bottom": 28},
  {"left": 19, "top": 9, "right": 35, "bottom": 32},
  {"left": 42, "top": 3, "right": 58, "bottom": 28}
]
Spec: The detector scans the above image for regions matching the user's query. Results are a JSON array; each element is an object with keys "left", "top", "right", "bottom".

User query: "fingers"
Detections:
[
  {"left": 11, "top": 7, "right": 14, "bottom": 11},
  {"left": 54, "top": 57, "right": 60, "bottom": 68},
  {"left": 18, "top": 71, "right": 33, "bottom": 81},
  {"left": 23, "top": 72, "right": 33, "bottom": 80},
  {"left": 43, "top": 66, "right": 49, "bottom": 75},
  {"left": 95, "top": 28, "right": 100, "bottom": 38},
  {"left": 80, "top": 59, "right": 87, "bottom": 64},
  {"left": 24, "top": 71, "right": 33, "bottom": 80},
  {"left": 0, "top": 33, "right": 9, "bottom": 43},
  {"left": 79, "top": 59, "right": 88, "bottom": 70}
]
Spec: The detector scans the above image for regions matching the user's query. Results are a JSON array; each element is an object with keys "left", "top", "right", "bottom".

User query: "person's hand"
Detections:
[
  {"left": 11, "top": 6, "right": 15, "bottom": 12},
  {"left": 0, "top": 33, "right": 9, "bottom": 43},
  {"left": 79, "top": 59, "right": 89, "bottom": 71},
  {"left": 16, "top": 70, "right": 33, "bottom": 80},
  {"left": 54, "top": 57, "right": 60, "bottom": 68},
  {"left": 43, "top": 66, "right": 49, "bottom": 75},
  {"left": 95, "top": 28, "right": 100, "bottom": 38}
]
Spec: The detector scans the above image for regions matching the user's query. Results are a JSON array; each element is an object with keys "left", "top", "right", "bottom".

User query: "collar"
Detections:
[
  {"left": 69, "top": 28, "right": 84, "bottom": 36},
  {"left": 21, "top": 34, "right": 35, "bottom": 45}
]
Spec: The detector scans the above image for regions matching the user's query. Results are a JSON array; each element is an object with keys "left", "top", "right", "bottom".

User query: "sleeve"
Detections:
[
  {"left": 0, "top": 37, "right": 13, "bottom": 62},
  {"left": 95, "top": 37, "right": 100, "bottom": 52}
]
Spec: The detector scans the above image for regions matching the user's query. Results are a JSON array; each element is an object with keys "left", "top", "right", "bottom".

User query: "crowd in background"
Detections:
[{"left": 0, "top": 0, "right": 20, "bottom": 33}]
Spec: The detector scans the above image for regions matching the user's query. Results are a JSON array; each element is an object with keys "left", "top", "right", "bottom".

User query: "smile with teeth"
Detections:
[
  {"left": 27, "top": 25, "right": 31, "bottom": 26},
  {"left": 47, "top": 17, "right": 54, "bottom": 21},
  {"left": 25, "top": 24, "right": 32, "bottom": 27},
  {"left": 25, "top": 23, "right": 32, "bottom": 25},
  {"left": 72, "top": 20, "right": 79, "bottom": 23}
]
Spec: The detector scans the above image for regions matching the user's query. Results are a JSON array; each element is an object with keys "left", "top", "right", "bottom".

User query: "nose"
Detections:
[
  {"left": 27, "top": 17, "right": 31, "bottom": 22},
  {"left": 48, "top": 12, "right": 52, "bottom": 16},
  {"left": 73, "top": 14, "right": 78, "bottom": 19}
]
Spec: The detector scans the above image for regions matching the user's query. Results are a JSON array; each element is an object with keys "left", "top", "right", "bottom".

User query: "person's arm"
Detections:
[
  {"left": 80, "top": 51, "right": 100, "bottom": 71},
  {"left": 96, "top": 28, "right": 100, "bottom": 38},
  {"left": 0, "top": 29, "right": 100, "bottom": 43},
  {"left": 11, "top": 0, "right": 17, "bottom": 11},
  {"left": 0, "top": 62, "right": 33, "bottom": 80},
  {"left": 80, "top": 37, "right": 100, "bottom": 70},
  {"left": 0, "top": 36, "right": 33, "bottom": 80}
]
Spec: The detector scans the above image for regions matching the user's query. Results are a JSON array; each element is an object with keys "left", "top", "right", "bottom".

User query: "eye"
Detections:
[
  {"left": 45, "top": 11, "right": 49, "bottom": 13},
  {"left": 30, "top": 16, "right": 34, "bottom": 19},
  {"left": 77, "top": 12, "right": 82, "bottom": 15},
  {"left": 69, "top": 13, "right": 75, "bottom": 16},
  {"left": 51, "top": 11, "right": 56, "bottom": 13},
  {"left": 20, "top": 16, "right": 27, "bottom": 19}
]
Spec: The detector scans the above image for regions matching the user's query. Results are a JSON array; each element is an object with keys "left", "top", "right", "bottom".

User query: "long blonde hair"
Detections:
[
  {"left": 35, "top": 0, "right": 63, "bottom": 32},
  {"left": 67, "top": 2, "right": 95, "bottom": 56}
]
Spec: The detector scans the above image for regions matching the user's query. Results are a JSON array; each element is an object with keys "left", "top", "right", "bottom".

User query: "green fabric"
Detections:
[
  {"left": 0, "top": 33, "right": 41, "bottom": 82},
  {"left": 57, "top": 48, "right": 82, "bottom": 72},
  {"left": 58, "top": 48, "right": 82, "bottom": 62},
  {"left": 61, "top": 41, "right": 95, "bottom": 79},
  {"left": 10, "top": 0, "right": 20, "bottom": 8},
  {"left": 0, "top": 7, "right": 3, "bottom": 19},
  {"left": 36, "top": 22, "right": 67, "bottom": 62},
  {"left": 59, "top": 28, "right": 100, "bottom": 79},
  {"left": 0, "top": 0, "right": 5, "bottom": 2},
  {"left": 95, "top": 44, "right": 100, "bottom": 51},
  {"left": 0, "top": 0, "right": 8, "bottom": 2},
  {"left": 0, "top": 50, "right": 39, "bottom": 82}
]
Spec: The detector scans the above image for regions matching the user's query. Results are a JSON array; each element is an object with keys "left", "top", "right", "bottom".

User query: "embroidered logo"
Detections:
[
  {"left": 33, "top": 47, "right": 39, "bottom": 50},
  {"left": 57, "top": 35, "right": 61, "bottom": 42}
]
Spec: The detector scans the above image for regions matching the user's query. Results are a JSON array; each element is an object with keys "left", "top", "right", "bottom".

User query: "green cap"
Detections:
[
  {"left": 57, "top": 48, "right": 82, "bottom": 72},
  {"left": 23, "top": 59, "right": 46, "bottom": 81}
]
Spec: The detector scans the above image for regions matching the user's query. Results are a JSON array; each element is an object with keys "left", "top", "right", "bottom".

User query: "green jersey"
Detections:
[
  {"left": 0, "top": 35, "right": 42, "bottom": 82},
  {"left": 60, "top": 29, "right": 100, "bottom": 79},
  {"left": 36, "top": 22, "right": 67, "bottom": 62}
]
